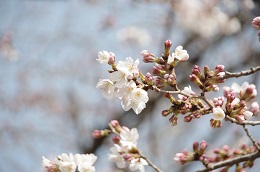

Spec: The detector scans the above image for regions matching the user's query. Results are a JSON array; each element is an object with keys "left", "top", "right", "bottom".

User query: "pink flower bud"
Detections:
[
  {"left": 111, "top": 120, "right": 119, "bottom": 128},
  {"left": 123, "top": 154, "right": 134, "bottom": 161},
  {"left": 112, "top": 136, "right": 120, "bottom": 144},
  {"left": 141, "top": 50, "right": 151, "bottom": 57},
  {"left": 108, "top": 52, "right": 115, "bottom": 65},
  {"left": 234, "top": 115, "right": 245, "bottom": 124},
  {"left": 193, "top": 141, "right": 199, "bottom": 152},
  {"left": 162, "top": 109, "right": 171, "bottom": 117},
  {"left": 199, "top": 140, "right": 208, "bottom": 152},
  {"left": 92, "top": 130, "right": 102, "bottom": 138},
  {"left": 164, "top": 40, "right": 172, "bottom": 49},
  {"left": 215, "top": 65, "right": 225, "bottom": 72},
  {"left": 252, "top": 17, "right": 260, "bottom": 30}
]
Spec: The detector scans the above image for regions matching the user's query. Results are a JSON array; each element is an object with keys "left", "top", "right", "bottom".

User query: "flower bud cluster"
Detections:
[
  {"left": 207, "top": 142, "right": 260, "bottom": 171},
  {"left": 142, "top": 40, "right": 189, "bottom": 88},
  {"left": 174, "top": 140, "right": 208, "bottom": 165},
  {"left": 162, "top": 85, "right": 209, "bottom": 125},
  {"left": 190, "top": 65, "right": 226, "bottom": 92},
  {"left": 94, "top": 120, "right": 148, "bottom": 172},
  {"left": 222, "top": 82, "right": 259, "bottom": 123},
  {"left": 42, "top": 153, "right": 97, "bottom": 172},
  {"left": 96, "top": 52, "right": 149, "bottom": 114}
]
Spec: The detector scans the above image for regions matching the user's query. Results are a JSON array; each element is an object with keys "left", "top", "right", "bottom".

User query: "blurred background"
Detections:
[{"left": 0, "top": 0, "right": 260, "bottom": 171}]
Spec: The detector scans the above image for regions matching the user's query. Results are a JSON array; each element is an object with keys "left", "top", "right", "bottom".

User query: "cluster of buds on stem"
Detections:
[
  {"left": 175, "top": 141, "right": 260, "bottom": 171},
  {"left": 222, "top": 82, "right": 259, "bottom": 124},
  {"left": 174, "top": 140, "right": 208, "bottom": 165},
  {"left": 190, "top": 65, "right": 225, "bottom": 92}
]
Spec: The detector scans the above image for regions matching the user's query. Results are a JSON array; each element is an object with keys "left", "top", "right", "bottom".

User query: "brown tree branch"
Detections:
[
  {"left": 225, "top": 116, "right": 260, "bottom": 126},
  {"left": 242, "top": 125, "right": 260, "bottom": 150},
  {"left": 223, "top": 66, "right": 260, "bottom": 79},
  {"left": 197, "top": 151, "right": 260, "bottom": 172}
]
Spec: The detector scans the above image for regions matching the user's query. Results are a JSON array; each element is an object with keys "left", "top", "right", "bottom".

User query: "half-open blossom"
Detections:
[
  {"left": 97, "top": 51, "right": 110, "bottom": 64},
  {"left": 178, "top": 85, "right": 195, "bottom": 100},
  {"left": 168, "top": 46, "right": 189, "bottom": 64},
  {"left": 212, "top": 107, "right": 225, "bottom": 120}
]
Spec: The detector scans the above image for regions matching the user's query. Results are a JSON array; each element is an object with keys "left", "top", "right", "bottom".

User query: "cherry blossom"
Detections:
[
  {"left": 96, "top": 79, "right": 114, "bottom": 97},
  {"left": 212, "top": 107, "right": 225, "bottom": 121},
  {"left": 97, "top": 51, "right": 110, "bottom": 64},
  {"left": 120, "top": 127, "right": 139, "bottom": 149},
  {"left": 42, "top": 153, "right": 97, "bottom": 172},
  {"left": 129, "top": 158, "right": 148, "bottom": 172}
]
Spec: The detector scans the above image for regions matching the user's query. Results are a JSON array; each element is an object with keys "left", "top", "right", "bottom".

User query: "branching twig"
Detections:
[
  {"left": 197, "top": 151, "right": 260, "bottom": 172},
  {"left": 223, "top": 66, "right": 260, "bottom": 79},
  {"left": 242, "top": 124, "right": 260, "bottom": 150},
  {"left": 139, "top": 153, "right": 164, "bottom": 172}
]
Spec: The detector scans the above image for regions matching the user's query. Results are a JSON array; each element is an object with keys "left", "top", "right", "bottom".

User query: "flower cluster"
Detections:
[
  {"left": 252, "top": 16, "right": 260, "bottom": 42},
  {"left": 174, "top": 140, "right": 260, "bottom": 171},
  {"left": 174, "top": 140, "right": 208, "bottom": 165},
  {"left": 190, "top": 65, "right": 225, "bottom": 92},
  {"left": 97, "top": 51, "right": 149, "bottom": 114},
  {"left": 92, "top": 120, "right": 148, "bottom": 172},
  {"left": 42, "top": 153, "right": 97, "bottom": 172}
]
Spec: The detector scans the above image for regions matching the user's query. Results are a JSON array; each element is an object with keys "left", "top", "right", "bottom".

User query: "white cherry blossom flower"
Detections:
[
  {"left": 168, "top": 46, "right": 189, "bottom": 64},
  {"left": 120, "top": 87, "right": 149, "bottom": 114},
  {"left": 120, "top": 128, "right": 139, "bottom": 149},
  {"left": 97, "top": 51, "right": 110, "bottom": 64},
  {"left": 129, "top": 158, "right": 148, "bottom": 172},
  {"left": 110, "top": 71, "right": 128, "bottom": 88},
  {"left": 96, "top": 79, "right": 114, "bottom": 97},
  {"left": 212, "top": 107, "right": 225, "bottom": 120},
  {"left": 46, "top": 153, "right": 98, "bottom": 172},
  {"left": 178, "top": 85, "right": 195, "bottom": 100},
  {"left": 117, "top": 57, "right": 140, "bottom": 79},
  {"left": 108, "top": 144, "right": 127, "bottom": 168}
]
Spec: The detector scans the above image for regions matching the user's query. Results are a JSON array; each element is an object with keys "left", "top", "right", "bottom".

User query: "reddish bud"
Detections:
[
  {"left": 252, "top": 17, "right": 260, "bottom": 30},
  {"left": 112, "top": 136, "right": 120, "bottom": 144},
  {"left": 92, "top": 130, "right": 102, "bottom": 138},
  {"left": 199, "top": 140, "right": 208, "bottom": 153},
  {"left": 193, "top": 141, "right": 199, "bottom": 152}
]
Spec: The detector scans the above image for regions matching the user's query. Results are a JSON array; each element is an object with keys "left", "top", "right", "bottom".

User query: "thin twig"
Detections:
[
  {"left": 152, "top": 86, "right": 190, "bottom": 97},
  {"left": 223, "top": 66, "right": 260, "bottom": 79},
  {"left": 242, "top": 124, "right": 260, "bottom": 150},
  {"left": 139, "top": 153, "right": 163, "bottom": 172},
  {"left": 197, "top": 151, "right": 260, "bottom": 172},
  {"left": 225, "top": 116, "right": 260, "bottom": 126}
]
